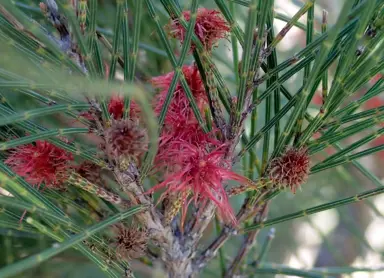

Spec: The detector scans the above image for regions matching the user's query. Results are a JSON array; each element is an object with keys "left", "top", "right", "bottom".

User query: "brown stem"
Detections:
[
  {"left": 193, "top": 190, "right": 270, "bottom": 271},
  {"left": 224, "top": 203, "right": 269, "bottom": 277}
]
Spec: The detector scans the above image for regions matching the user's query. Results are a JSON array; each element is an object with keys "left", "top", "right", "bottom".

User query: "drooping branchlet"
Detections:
[{"left": 267, "top": 147, "right": 310, "bottom": 193}]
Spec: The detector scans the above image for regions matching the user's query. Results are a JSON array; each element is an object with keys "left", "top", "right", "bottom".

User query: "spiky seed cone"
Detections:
[
  {"left": 267, "top": 147, "right": 310, "bottom": 193},
  {"left": 112, "top": 224, "right": 148, "bottom": 260},
  {"left": 104, "top": 119, "right": 148, "bottom": 162}
]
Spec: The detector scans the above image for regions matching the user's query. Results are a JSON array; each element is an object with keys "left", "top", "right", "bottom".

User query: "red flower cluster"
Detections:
[
  {"left": 267, "top": 147, "right": 310, "bottom": 193},
  {"left": 5, "top": 141, "right": 73, "bottom": 189},
  {"left": 150, "top": 143, "right": 249, "bottom": 225},
  {"left": 152, "top": 65, "right": 208, "bottom": 124},
  {"left": 152, "top": 65, "right": 214, "bottom": 161},
  {"left": 150, "top": 64, "right": 250, "bottom": 225},
  {"left": 168, "top": 8, "right": 230, "bottom": 50}
]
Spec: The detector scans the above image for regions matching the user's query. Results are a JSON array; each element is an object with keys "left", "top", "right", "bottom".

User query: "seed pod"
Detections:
[
  {"left": 267, "top": 147, "right": 310, "bottom": 193},
  {"left": 104, "top": 119, "right": 148, "bottom": 163},
  {"left": 112, "top": 224, "right": 149, "bottom": 260}
]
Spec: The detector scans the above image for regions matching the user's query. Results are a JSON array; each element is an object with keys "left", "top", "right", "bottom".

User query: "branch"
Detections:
[
  {"left": 224, "top": 203, "right": 269, "bottom": 277},
  {"left": 193, "top": 190, "right": 271, "bottom": 270}
]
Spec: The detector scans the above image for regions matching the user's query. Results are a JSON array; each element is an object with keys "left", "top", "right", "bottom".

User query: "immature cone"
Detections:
[
  {"left": 168, "top": 8, "right": 230, "bottom": 51},
  {"left": 104, "top": 119, "right": 148, "bottom": 162},
  {"left": 112, "top": 224, "right": 148, "bottom": 260},
  {"left": 267, "top": 147, "right": 310, "bottom": 193}
]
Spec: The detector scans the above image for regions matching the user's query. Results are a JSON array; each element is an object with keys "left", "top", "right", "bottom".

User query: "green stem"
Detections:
[
  {"left": 0, "top": 128, "right": 89, "bottom": 150},
  {"left": 242, "top": 186, "right": 384, "bottom": 233},
  {"left": 0, "top": 206, "right": 145, "bottom": 278}
]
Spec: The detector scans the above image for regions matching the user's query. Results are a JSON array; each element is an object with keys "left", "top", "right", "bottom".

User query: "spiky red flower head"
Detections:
[
  {"left": 168, "top": 8, "right": 230, "bottom": 51},
  {"left": 149, "top": 142, "right": 252, "bottom": 225},
  {"left": 108, "top": 95, "right": 124, "bottom": 119},
  {"left": 108, "top": 94, "right": 141, "bottom": 120},
  {"left": 267, "top": 147, "right": 310, "bottom": 193},
  {"left": 112, "top": 224, "right": 148, "bottom": 260},
  {"left": 152, "top": 65, "right": 208, "bottom": 124},
  {"left": 5, "top": 141, "right": 73, "bottom": 189},
  {"left": 155, "top": 115, "right": 221, "bottom": 174},
  {"left": 104, "top": 119, "right": 148, "bottom": 161},
  {"left": 161, "top": 111, "right": 219, "bottom": 144}
]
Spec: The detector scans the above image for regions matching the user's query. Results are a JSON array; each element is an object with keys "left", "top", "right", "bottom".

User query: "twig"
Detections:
[
  {"left": 253, "top": 227, "right": 276, "bottom": 267},
  {"left": 193, "top": 190, "right": 270, "bottom": 270},
  {"left": 224, "top": 203, "right": 269, "bottom": 277}
]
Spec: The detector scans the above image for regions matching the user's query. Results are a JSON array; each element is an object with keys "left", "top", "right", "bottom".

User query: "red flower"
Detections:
[
  {"left": 5, "top": 141, "right": 73, "bottom": 189},
  {"left": 160, "top": 120, "right": 219, "bottom": 149},
  {"left": 108, "top": 94, "right": 141, "bottom": 120},
  {"left": 152, "top": 65, "right": 208, "bottom": 124},
  {"left": 168, "top": 8, "right": 230, "bottom": 50},
  {"left": 157, "top": 125, "right": 220, "bottom": 172},
  {"left": 112, "top": 224, "right": 148, "bottom": 260},
  {"left": 267, "top": 147, "right": 310, "bottom": 193},
  {"left": 108, "top": 95, "right": 124, "bottom": 119},
  {"left": 149, "top": 142, "right": 252, "bottom": 226}
]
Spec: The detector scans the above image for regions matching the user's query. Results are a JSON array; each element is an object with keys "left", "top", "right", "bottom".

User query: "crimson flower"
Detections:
[
  {"left": 5, "top": 140, "right": 73, "bottom": 189},
  {"left": 371, "top": 135, "right": 384, "bottom": 160},
  {"left": 108, "top": 95, "right": 124, "bottom": 119},
  {"left": 152, "top": 65, "right": 208, "bottom": 124},
  {"left": 168, "top": 8, "right": 230, "bottom": 50},
  {"left": 154, "top": 110, "right": 221, "bottom": 174},
  {"left": 369, "top": 73, "right": 383, "bottom": 85},
  {"left": 149, "top": 141, "right": 252, "bottom": 226},
  {"left": 152, "top": 65, "right": 212, "bottom": 164},
  {"left": 108, "top": 94, "right": 141, "bottom": 120}
]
